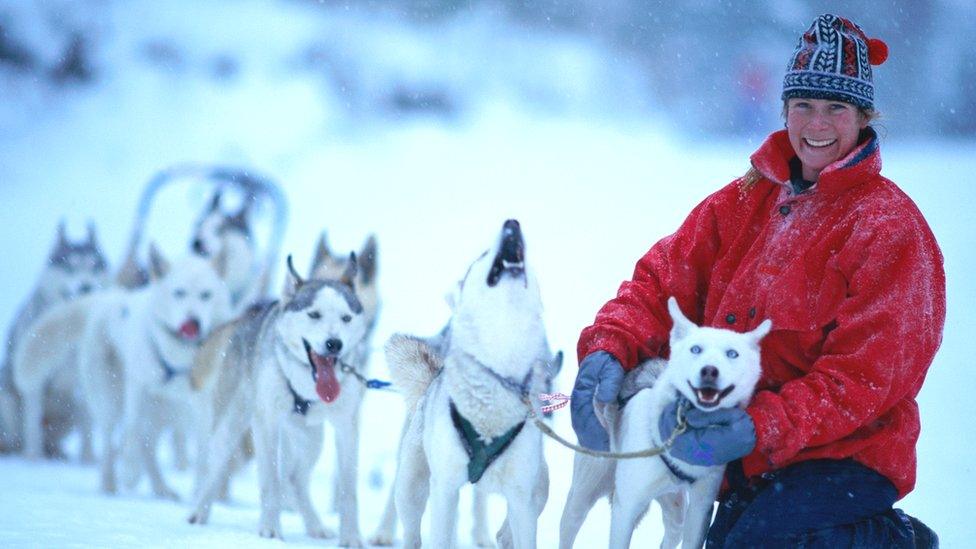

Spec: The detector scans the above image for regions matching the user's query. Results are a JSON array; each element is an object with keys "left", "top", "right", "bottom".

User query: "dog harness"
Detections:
[{"left": 450, "top": 401, "right": 524, "bottom": 484}]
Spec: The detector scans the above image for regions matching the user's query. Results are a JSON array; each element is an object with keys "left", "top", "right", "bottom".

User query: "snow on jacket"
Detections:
[{"left": 577, "top": 127, "right": 945, "bottom": 498}]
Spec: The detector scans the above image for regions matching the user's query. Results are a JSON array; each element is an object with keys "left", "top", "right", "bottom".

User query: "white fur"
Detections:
[
  {"left": 79, "top": 251, "right": 232, "bottom": 499},
  {"left": 392, "top": 223, "right": 551, "bottom": 549},
  {"left": 187, "top": 261, "right": 371, "bottom": 546},
  {"left": 559, "top": 297, "right": 771, "bottom": 549}
]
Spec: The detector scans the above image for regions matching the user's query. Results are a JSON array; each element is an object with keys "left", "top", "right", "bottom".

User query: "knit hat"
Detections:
[{"left": 782, "top": 14, "right": 888, "bottom": 110}]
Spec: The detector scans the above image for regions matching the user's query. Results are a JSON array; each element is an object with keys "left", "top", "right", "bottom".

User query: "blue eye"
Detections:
[
  {"left": 307, "top": 311, "right": 321, "bottom": 320},
  {"left": 690, "top": 345, "right": 702, "bottom": 354},
  {"left": 726, "top": 349, "right": 739, "bottom": 359}
]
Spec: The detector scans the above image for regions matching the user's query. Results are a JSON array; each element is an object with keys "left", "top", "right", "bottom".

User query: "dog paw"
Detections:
[
  {"left": 368, "top": 531, "right": 395, "bottom": 546},
  {"left": 306, "top": 525, "right": 335, "bottom": 539},
  {"left": 258, "top": 524, "right": 283, "bottom": 540},
  {"left": 338, "top": 533, "right": 364, "bottom": 547},
  {"left": 153, "top": 485, "right": 181, "bottom": 502},
  {"left": 187, "top": 509, "right": 209, "bottom": 525}
]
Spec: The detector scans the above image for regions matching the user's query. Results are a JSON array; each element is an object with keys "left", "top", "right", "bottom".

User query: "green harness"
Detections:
[{"left": 450, "top": 401, "right": 525, "bottom": 484}]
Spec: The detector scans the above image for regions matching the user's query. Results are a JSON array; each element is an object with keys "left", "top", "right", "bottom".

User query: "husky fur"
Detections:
[
  {"left": 0, "top": 222, "right": 109, "bottom": 457},
  {"left": 187, "top": 254, "right": 371, "bottom": 545},
  {"left": 391, "top": 220, "right": 552, "bottom": 549},
  {"left": 558, "top": 297, "right": 771, "bottom": 549},
  {"left": 370, "top": 301, "right": 562, "bottom": 547},
  {"left": 78, "top": 246, "right": 232, "bottom": 499},
  {"left": 189, "top": 191, "right": 260, "bottom": 313}
]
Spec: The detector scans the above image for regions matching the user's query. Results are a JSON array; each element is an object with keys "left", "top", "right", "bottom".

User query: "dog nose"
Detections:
[
  {"left": 325, "top": 338, "right": 343, "bottom": 354},
  {"left": 192, "top": 239, "right": 206, "bottom": 255},
  {"left": 78, "top": 283, "right": 92, "bottom": 295},
  {"left": 700, "top": 366, "right": 719, "bottom": 383}
]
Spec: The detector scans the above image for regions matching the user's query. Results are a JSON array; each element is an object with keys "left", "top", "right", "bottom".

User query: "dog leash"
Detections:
[
  {"left": 338, "top": 359, "right": 394, "bottom": 391},
  {"left": 525, "top": 396, "right": 690, "bottom": 460}
]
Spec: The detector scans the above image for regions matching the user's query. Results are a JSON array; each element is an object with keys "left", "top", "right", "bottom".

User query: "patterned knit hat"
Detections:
[{"left": 782, "top": 13, "right": 889, "bottom": 110}]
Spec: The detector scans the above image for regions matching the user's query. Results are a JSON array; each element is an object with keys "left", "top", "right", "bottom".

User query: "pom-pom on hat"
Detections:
[{"left": 782, "top": 14, "right": 888, "bottom": 110}]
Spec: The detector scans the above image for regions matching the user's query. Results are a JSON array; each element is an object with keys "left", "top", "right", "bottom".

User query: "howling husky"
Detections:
[
  {"left": 558, "top": 297, "right": 771, "bottom": 548},
  {"left": 188, "top": 254, "right": 371, "bottom": 545},
  {"left": 391, "top": 219, "right": 552, "bottom": 549},
  {"left": 0, "top": 221, "right": 109, "bottom": 456}
]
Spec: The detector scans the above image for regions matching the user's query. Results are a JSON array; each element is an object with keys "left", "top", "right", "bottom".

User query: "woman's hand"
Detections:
[
  {"left": 659, "top": 398, "right": 757, "bottom": 466},
  {"left": 570, "top": 351, "right": 624, "bottom": 451}
]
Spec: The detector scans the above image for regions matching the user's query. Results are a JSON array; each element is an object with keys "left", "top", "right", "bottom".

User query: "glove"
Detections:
[
  {"left": 571, "top": 351, "right": 625, "bottom": 451},
  {"left": 658, "top": 397, "right": 756, "bottom": 466}
]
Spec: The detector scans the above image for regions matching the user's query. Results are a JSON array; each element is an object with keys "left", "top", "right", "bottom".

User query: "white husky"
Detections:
[
  {"left": 559, "top": 297, "right": 770, "bottom": 548},
  {"left": 1, "top": 222, "right": 110, "bottom": 458},
  {"left": 78, "top": 246, "right": 232, "bottom": 499},
  {"left": 392, "top": 219, "right": 551, "bottom": 549},
  {"left": 188, "top": 255, "right": 371, "bottom": 545}
]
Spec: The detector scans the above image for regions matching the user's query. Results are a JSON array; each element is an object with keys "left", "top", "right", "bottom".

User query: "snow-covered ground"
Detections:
[{"left": 2, "top": 1, "right": 974, "bottom": 547}]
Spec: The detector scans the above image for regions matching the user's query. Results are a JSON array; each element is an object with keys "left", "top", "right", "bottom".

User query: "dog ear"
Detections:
[
  {"left": 309, "top": 232, "right": 332, "bottom": 278},
  {"left": 357, "top": 234, "right": 378, "bottom": 285},
  {"left": 208, "top": 190, "right": 222, "bottom": 213},
  {"left": 748, "top": 319, "right": 773, "bottom": 344},
  {"left": 283, "top": 254, "right": 304, "bottom": 300},
  {"left": 148, "top": 243, "right": 170, "bottom": 280},
  {"left": 667, "top": 296, "right": 695, "bottom": 341},
  {"left": 339, "top": 252, "right": 358, "bottom": 290}
]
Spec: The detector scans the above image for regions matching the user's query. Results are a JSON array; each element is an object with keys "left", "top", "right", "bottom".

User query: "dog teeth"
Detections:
[{"left": 502, "top": 260, "right": 524, "bottom": 269}]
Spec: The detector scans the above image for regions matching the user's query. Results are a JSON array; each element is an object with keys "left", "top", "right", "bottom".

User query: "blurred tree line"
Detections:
[{"left": 3, "top": 0, "right": 974, "bottom": 137}]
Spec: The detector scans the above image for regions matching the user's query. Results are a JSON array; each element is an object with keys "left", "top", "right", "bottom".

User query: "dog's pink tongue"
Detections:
[
  {"left": 311, "top": 353, "right": 340, "bottom": 403},
  {"left": 179, "top": 319, "right": 200, "bottom": 340}
]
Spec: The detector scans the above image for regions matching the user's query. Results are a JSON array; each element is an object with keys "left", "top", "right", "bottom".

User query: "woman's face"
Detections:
[{"left": 786, "top": 98, "right": 868, "bottom": 182}]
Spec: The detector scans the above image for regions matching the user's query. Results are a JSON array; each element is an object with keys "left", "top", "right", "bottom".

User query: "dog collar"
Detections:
[
  {"left": 463, "top": 351, "right": 533, "bottom": 399},
  {"left": 449, "top": 400, "right": 524, "bottom": 484},
  {"left": 659, "top": 452, "right": 699, "bottom": 484},
  {"left": 150, "top": 339, "right": 190, "bottom": 383},
  {"left": 286, "top": 380, "right": 313, "bottom": 415}
]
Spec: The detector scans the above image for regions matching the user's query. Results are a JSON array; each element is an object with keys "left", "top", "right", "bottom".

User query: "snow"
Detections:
[{"left": 2, "top": 1, "right": 975, "bottom": 547}]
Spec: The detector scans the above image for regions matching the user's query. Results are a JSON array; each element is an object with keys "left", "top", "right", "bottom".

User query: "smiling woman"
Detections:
[{"left": 569, "top": 12, "right": 945, "bottom": 548}]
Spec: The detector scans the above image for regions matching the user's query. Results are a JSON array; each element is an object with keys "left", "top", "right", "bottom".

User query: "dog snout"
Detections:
[
  {"left": 700, "top": 365, "right": 719, "bottom": 384},
  {"left": 325, "top": 338, "right": 343, "bottom": 354}
]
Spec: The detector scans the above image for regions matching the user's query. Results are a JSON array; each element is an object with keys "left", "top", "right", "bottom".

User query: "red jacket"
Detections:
[{"left": 577, "top": 128, "right": 945, "bottom": 498}]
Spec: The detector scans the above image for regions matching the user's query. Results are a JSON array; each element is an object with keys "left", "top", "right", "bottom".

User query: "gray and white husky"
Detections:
[
  {"left": 0, "top": 221, "right": 109, "bottom": 456},
  {"left": 188, "top": 254, "right": 371, "bottom": 545},
  {"left": 189, "top": 191, "right": 261, "bottom": 313},
  {"left": 558, "top": 297, "right": 770, "bottom": 549},
  {"left": 78, "top": 246, "right": 232, "bottom": 499},
  {"left": 391, "top": 220, "right": 552, "bottom": 549}
]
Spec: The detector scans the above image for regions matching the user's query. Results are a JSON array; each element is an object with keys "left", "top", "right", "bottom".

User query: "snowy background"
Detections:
[{"left": 1, "top": 1, "right": 974, "bottom": 547}]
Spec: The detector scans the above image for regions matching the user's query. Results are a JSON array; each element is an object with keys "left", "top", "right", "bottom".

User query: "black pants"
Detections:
[{"left": 706, "top": 459, "right": 936, "bottom": 548}]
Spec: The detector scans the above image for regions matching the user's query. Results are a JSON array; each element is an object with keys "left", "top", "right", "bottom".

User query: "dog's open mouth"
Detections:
[
  {"left": 687, "top": 381, "right": 736, "bottom": 409},
  {"left": 487, "top": 219, "right": 526, "bottom": 287},
  {"left": 303, "top": 339, "right": 341, "bottom": 403}
]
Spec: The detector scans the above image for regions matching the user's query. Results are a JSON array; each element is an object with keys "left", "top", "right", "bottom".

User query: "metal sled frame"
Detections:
[{"left": 116, "top": 163, "right": 288, "bottom": 296}]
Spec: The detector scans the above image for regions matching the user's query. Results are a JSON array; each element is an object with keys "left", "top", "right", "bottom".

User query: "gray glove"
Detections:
[
  {"left": 571, "top": 351, "right": 625, "bottom": 451},
  {"left": 658, "top": 397, "right": 756, "bottom": 466}
]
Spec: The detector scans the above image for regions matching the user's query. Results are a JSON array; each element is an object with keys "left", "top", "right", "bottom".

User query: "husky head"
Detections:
[
  {"left": 665, "top": 297, "right": 771, "bottom": 411},
  {"left": 309, "top": 231, "right": 379, "bottom": 323},
  {"left": 450, "top": 219, "right": 546, "bottom": 374},
  {"left": 189, "top": 192, "right": 255, "bottom": 298},
  {"left": 40, "top": 221, "right": 110, "bottom": 303},
  {"left": 147, "top": 244, "right": 232, "bottom": 346},
  {"left": 276, "top": 254, "right": 369, "bottom": 404}
]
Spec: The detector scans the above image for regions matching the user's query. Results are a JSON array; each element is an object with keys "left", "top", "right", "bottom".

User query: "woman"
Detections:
[{"left": 571, "top": 14, "right": 944, "bottom": 547}]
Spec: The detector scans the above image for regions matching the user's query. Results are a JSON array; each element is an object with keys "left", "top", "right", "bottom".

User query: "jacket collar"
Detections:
[{"left": 750, "top": 127, "right": 881, "bottom": 195}]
